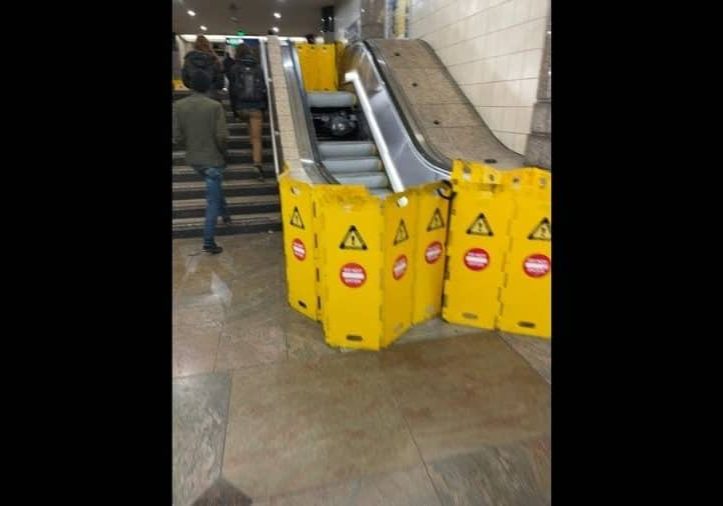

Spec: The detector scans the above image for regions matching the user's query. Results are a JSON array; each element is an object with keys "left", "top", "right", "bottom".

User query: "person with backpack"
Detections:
[
  {"left": 226, "top": 43, "right": 267, "bottom": 181},
  {"left": 182, "top": 35, "right": 224, "bottom": 100},
  {"left": 173, "top": 67, "right": 230, "bottom": 255}
]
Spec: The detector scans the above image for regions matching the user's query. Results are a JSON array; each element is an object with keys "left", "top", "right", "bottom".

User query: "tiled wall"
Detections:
[{"left": 409, "top": 0, "right": 549, "bottom": 154}]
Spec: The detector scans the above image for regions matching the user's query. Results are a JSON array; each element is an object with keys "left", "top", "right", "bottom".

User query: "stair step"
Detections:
[
  {"left": 173, "top": 211, "right": 282, "bottom": 239},
  {"left": 173, "top": 195, "right": 280, "bottom": 219},
  {"left": 173, "top": 148, "right": 274, "bottom": 165},
  {"left": 172, "top": 164, "right": 276, "bottom": 182},
  {"left": 227, "top": 123, "right": 272, "bottom": 135},
  {"left": 173, "top": 179, "right": 278, "bottom": 199},
  {"left": 174, "top": 135, "right": 272, "bottom": 151},
  {"left": 226, "top": 111, "right": 270, "bottom": 122}
]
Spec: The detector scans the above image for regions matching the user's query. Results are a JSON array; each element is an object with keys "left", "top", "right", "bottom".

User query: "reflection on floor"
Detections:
[{"left": 173, "top": 233, "right": 551, "bottom": 506}]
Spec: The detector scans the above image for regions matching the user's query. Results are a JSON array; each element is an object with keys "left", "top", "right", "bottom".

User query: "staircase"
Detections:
[{"left": 172, "top": 90, "right": 282, "bottom": 239}]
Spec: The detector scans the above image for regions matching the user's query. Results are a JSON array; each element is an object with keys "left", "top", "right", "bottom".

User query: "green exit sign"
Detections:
[
  {"left": 226, "top": 36, "right": 243, "bottom": 46},
  {"left": 237, "top": 30, "right": 246, "bottom": 36}
]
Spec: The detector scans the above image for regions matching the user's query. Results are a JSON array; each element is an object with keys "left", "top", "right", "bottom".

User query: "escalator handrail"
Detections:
[{"left": 362, "top": 39, "right": 452, "bottom": 174}]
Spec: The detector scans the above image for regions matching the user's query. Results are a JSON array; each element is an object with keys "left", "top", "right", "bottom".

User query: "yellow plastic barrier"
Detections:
[
  {"left": 497, "top": 169, "right": 551, "bottom": 338},
  {"left": 411, "top": 181, "right": 451, "bottom": 324},
  {"left": 279, "top": 171, "right": 370, "bottom": 322},
  {"left": 278, "top": 175, "right": 318, "bottom": 320},
  {"left": 442, "top": 161, "right": 510, "bottom": 330},
  {"left": 317, "top": 188, "right": 418, "bottom": 351},
  {"left": 295, "top": 43, "right": 338, "bottom": 91},
  {"left": 279, "top": 160, "right": 551, "bottom": 349},
  {"left": 381, "top": 191, "right": 418, "bottom": 347}
]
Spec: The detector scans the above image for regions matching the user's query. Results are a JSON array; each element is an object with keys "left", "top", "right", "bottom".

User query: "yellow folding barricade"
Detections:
[
  {"left": 497, "top": 169, "right": 552, "bottom": 339},
  {"left": 411, "top": 182, "right": 451, "bottom": 324},
  {"left": 295, "top": 43, "right": 338, "bottom": 92},
  {"left": 317, "top": 188, "right": 418, "bottom": 351},
  {"left": 278, "top": 175, "right": 318, "bottom": 320},
  {"left": 381, "top": 191, "right": 418, "bottom": 348},
  {"left": 442, "top": 161, "right": 511, "bottom": 330}
]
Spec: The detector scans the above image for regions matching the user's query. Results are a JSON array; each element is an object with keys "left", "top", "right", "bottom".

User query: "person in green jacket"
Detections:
[{"left": 173, "top": 71, "right": 230, "bottom": 254}]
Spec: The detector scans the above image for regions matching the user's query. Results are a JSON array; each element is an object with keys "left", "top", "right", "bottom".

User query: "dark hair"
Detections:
[
  {"left": 236, "top": 43, "right": 253, "bottom": 60},
  {"left": 305, "top": 33, "right": 316, "bottom": 44},
  {"left": 190, "top": 70, "right": 211, "bottom": 92},
  {"left": 194, "top": 35, "right": 213, "bottom": 53}
]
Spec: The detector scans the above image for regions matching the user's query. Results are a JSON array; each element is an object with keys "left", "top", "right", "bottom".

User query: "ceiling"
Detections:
[{"left": 172, "top": 0, "right": 334, "bottom": 37}]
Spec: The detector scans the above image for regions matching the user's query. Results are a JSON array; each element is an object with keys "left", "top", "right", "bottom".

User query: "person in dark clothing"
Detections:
[
  {"left": 225, "top": 43, "right": 268, "bottom": 181},
  {"left": 305, "top": 33, "right": 316, "bottom": 44},
  {"left": 173, "top": 70, "right": 230, "bottom": 254},
  {"left": 182, "top": 35, "right": 224, "bottom": 100}
]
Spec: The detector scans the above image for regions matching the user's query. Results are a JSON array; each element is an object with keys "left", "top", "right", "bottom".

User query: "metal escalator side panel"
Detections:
[
  {"left": 363, "top": 39, "right": 452, "bottom": 172},
  {"left": 339, "top": 43, "right": 448, "bottom": 192}
]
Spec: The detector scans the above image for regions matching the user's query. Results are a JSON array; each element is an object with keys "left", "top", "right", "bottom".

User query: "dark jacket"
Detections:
[
  {"left": 225, "top": 55, "right": 267, "bottom": 112},
  {"left": 173, "top": 92, "right": 228, "bottom": 168},
  {"left": 181, "top": 50, "right": 224, "bottom": 92}
]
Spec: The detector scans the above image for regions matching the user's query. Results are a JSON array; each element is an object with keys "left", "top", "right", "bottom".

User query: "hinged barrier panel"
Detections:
[
  {"left": 412, "top": 182, "right": 450, "bottom": 324},
  {"left": 442, "top": 162, "right": 510, "bottom": 330},
  {"left": 381, "top": 191, "right": 418, "bottom": 348},
  {"left": 295, "top": 43, "right": 338, "bottom": 92},
  {"left": 318, "top": 190, "right": 385, "bottom": 350},
  {"left": 497, "top": 169, "right": 551, "bottom": 338},
  {"left": 278, "top": 175, "right": 317, "bottom": 320}
]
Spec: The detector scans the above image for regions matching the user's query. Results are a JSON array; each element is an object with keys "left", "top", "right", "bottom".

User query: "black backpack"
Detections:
[
  {"left": 231, "top": 61, "right": 265, "bottom": 103},
  {"left": 183, "top": 51, "right": 215, "bottom": 89}
]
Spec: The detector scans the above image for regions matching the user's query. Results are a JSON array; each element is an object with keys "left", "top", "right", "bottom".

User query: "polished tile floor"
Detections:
[{"left": 173, "top": 233, "right": 551, "bottom": 506}]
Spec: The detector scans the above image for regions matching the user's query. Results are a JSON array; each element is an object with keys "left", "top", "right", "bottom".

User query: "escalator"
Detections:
[
  {"left": 279, "top": 39, "right": 448, "bottom": 192},
  {"left": 273, "top": 36, "right": 526, "bottom": 193}
]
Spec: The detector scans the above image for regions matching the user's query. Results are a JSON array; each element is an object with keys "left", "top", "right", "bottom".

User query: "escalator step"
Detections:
[
  {"left": 318, "top": 141, "right": 377, "bottom": 158},
  {"left": 307, "top": 91, "right": 357, "bottom": 108},
  {"left": 368, "top": 188, "right": 393, "bottom": 197},
  {"left": 323, "top": 157, "right": 383, "bottom": 173},
  {"left": 335, "top": 172, "right": 390, "bottom": 189}
]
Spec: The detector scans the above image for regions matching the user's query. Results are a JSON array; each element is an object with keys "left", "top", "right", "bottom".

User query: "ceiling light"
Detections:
[
  {"left": 187, "top": 10, "right": 196, "bottom": 17},
  {"left": 274, "top": 12, "right": 281, "bottom": 19},
  {"left": 272, "top": 26, "right": 279, "bottom": 33},
  {"left": 200, "top": 25, "right": 207, "bottom": 31}
]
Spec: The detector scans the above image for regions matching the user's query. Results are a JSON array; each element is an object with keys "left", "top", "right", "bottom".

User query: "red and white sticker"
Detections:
[
  {"left": 425, "top": 241, "right": 443, "bottom": 264},
  {"left": 340, "top": 263, "right": 366, "bottom": 288},
  {"left": 464, "top": 248, "right": 490, "bottom": 271},
  {"left": 523, "top": 254, "right": 551, "bottom": 278},
  {"left": 392, "top": 255, "right": 408, "bottom": 280},
  {"left": 291, "top": 238, "right": 306, "bottom": 261}
]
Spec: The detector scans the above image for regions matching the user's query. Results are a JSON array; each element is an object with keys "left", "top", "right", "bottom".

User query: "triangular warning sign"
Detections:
[
  {"left": 427, "top": 208, "right": 445, "bottom": 231},
  {"left": 290, "top": 207, "right": 305, "bottom": 229},
  {"left": 394, "top": 219, "right": 409, "bottom": 245},
  {"left": 340, "top": 225, "right": 368, "bottom": 250},
  {"left": 528, "top": 218, "right": 551, "bottom": 241},
  {"left": 466, "top": 213, "right": 494, "bottom": 236}
]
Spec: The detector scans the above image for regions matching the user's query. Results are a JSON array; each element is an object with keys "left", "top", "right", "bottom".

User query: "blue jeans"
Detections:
[{"left": 196, "top": 167, "right": 228, "bottom": 247}]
